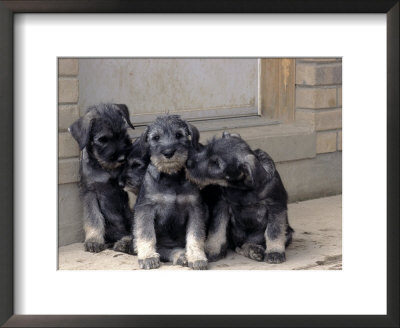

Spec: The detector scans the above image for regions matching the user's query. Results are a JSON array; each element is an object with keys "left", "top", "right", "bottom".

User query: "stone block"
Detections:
[
  {"left": 316, "top": 131, "right": 337, "bottom": 154},
  {"left": 58, "top": 78, "right": 78, "bottom": 103},
  {"left": 315, "top": 109, "right": 342, "bottom": 131},
  {"left": 296, "top": 109, "right": 342, "bottom": 131},
  {"left": 59, "top": 104, "right": 79, "bottom": 131},
  {"left": 337, "top": 130, "right": 342, "bottom": 151},
  {"left": 58, "top": 183, "right": 84, "bottom": 246},
  {"left": 59, "top": 132, "right": 79, "bottom": 158},
  {"left": 296, "top": 87, "right": 337, "bottom": 109},
  {"left": 276, "top": 152, "right": 342, "bottom": 202},
  {"left": 297, "top": 58, "right": 340, "bottom": 63},
  {"left": 296, "top": 110, "right": 315, "bottom": 126},
  {"left": 59, "top": 157, "right": 80, "bottom": 184},
  {"left": 296, "top": 63, "right": 342, "bottom": 85},
  {"left": 59, "top": 59, "right": 79, "bottom": 76}
]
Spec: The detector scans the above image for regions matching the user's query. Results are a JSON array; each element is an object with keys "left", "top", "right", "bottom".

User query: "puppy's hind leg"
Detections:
[
  {"left": 158, "top": 247, "right": 188, "bottom": 267},
  {"left": 264, "top": 207, "right": 288, "bottom": 264},
  {"left": 83, "top": 192, "right": 106, "bottom": 253},
  {"left": 112, "top": 204, "right": 135, "bottom": 254}
]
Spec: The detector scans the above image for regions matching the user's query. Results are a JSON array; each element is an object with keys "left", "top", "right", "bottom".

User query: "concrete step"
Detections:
[
  {"left": 130, "top": 115, "right": 280, "bottom": 137},
  {"left": 59, "top": 122, "right": 316, "bottom": 184},
  {"left": 199, "top": 122, "right": 316, "bottom": 163}
]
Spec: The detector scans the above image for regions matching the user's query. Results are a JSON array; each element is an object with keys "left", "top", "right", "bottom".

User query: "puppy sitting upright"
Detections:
[
  {"left": 133, "top": 115, "right": 208, "bottom": 270},
  {"left": 69, "top": 103, "right": 135, "bottom": 253},
  {"left": 186, "top": 132, "right": 293, "bottom": 264}
]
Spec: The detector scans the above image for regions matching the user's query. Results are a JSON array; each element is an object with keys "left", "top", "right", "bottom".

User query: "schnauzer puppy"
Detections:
[
  {"left": 69, "top": 103, "right": 135, "bottom": 254},
  {"left": 186, "top": 131, "right": 294, "bottom": 264},
  {"left": 119, "top": 137, "right": 150, "bottom": 196},
  {"left": 133, "top": 115, "right": 208, "bottom": 270}
]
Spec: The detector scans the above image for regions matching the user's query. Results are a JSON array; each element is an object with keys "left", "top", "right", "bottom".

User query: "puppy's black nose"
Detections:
[{"left": 162, "top": 149, "right": 175, "bottom": 159}]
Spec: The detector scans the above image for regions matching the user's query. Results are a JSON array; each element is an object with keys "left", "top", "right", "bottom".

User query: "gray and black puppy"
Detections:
[
  {"left": 133, "top": 115, "right": 208, "bottom": 270},
  {"left": 186, "top": 132, "right": 293, "bottom": 264},
  {"left": 69, "top": 103, "right": 135, "bottom": 254},
  {"left": 119, "top": 137, "right": 150, "bottom": 196}
]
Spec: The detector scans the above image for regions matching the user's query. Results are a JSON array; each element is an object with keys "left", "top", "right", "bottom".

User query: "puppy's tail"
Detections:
[{"left": 285, "top": 225, "right": 294, "bottom": 247}]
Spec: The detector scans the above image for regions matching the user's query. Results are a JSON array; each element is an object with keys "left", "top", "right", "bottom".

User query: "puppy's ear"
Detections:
[
  {"left": 115, "top": 104, "right": 135, "bottom": 130},
  {"left": 222, "top": 131, "right": 241, "bottom": 138},
  {"left": 138, "top": 126, "right": 149, "bottom": 145},
  {"left": 187, "top": 123, "right": 200, "bottom": 150},
  {"left": 239, "top": 154, "right": 257, "bottom": 188},
  {"left": 239, "top": 162, "right": 255, "bottom": 188},
  {"left": 254, "top": 149, "right": 276, "bottom": 180},
  {"left": 68, "top": 113, "right": 95, "bottom": 150}
]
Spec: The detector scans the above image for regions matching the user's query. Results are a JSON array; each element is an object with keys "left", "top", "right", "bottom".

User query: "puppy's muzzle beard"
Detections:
[
  {"left": 94, "top": 149, "right": 124, "bottom": 170},
  {"left": 123, "top": 179, "right": 140, "bottom": 194},
  {"left": 124, "top": 184, "right": 138, "bottom": 195},
  {"left": 151, "top": 151, "right": 188, "bottom": 174},
  {"left": 98, "top": 160, "right": 123, "bottom": 170}
]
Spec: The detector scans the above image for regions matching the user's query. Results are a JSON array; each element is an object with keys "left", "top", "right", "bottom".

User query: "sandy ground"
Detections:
[{"left": 58, "top": 195, "right": 342, "bottom": 270}]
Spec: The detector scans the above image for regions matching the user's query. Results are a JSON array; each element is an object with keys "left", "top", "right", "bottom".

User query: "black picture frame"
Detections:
[{"left": 0, "top": 1, "right": 398, "bottom": 327}]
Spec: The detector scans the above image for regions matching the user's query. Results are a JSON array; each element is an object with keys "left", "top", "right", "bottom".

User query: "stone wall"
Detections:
[
  {"left": 295, "top": 58, "right": 342, "bottom": 153},
  {"left": 58, "top": 59, "right": 84, "bottom": 246},
  {"left": 58, "top": 59, "right": 80, "bottom": 184}
]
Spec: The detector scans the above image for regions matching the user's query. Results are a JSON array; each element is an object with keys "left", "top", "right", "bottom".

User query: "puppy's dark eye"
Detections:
[
  {"left": 210, "top": 159, "right": 219, "bottom": 167},
  {"left": 175, "top": 132, "right": 183, "bottom": 139},
  {"left": 152, "top": 135, "right": 160, "bottom": 141},
  {"left": 131, "top": 161, "right": 142, "bottom": 169},
  {"left": 98, "top": 136, "right": 108, "bottom": 143}
]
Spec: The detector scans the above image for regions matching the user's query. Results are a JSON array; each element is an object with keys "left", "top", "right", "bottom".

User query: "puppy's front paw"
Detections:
[
  {"left": 113, "top": 237, "right": 135, "bottom": 255},
  {"left": 236, "top": 243, "right": 265, "bottom": 261},
  {"left": 248, "top": 245, "right": 265, "bottom": 262},
  {"left": 265, "top": 252, "right": 286, "bottom": 264},
  {"left": 189, "top": 260, "right": 208, "bottom": 270},
  {"left": 206, "top": 248, "right": 227, "bottom": 262},
  {"left": 174, "top": 253, "right": 188, "bottom": 267},
  {"left": 84, "top": 240, "right": 106, "bottom": 253},
  {"left": 139, "top": 256, "right": 160, "bottom": 270}
]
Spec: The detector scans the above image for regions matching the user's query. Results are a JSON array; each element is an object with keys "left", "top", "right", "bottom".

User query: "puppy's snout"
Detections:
[
  {"left": 117, "top": 155, "right": 125, "bottom": 163},
  {"left": 162, "top": 149, "right": 175, "bottom": 159}
]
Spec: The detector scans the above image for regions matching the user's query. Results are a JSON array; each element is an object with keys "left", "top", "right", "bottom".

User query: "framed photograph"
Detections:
[{"left": 0, "top": 1, "right": 398, "bottom": 327}]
